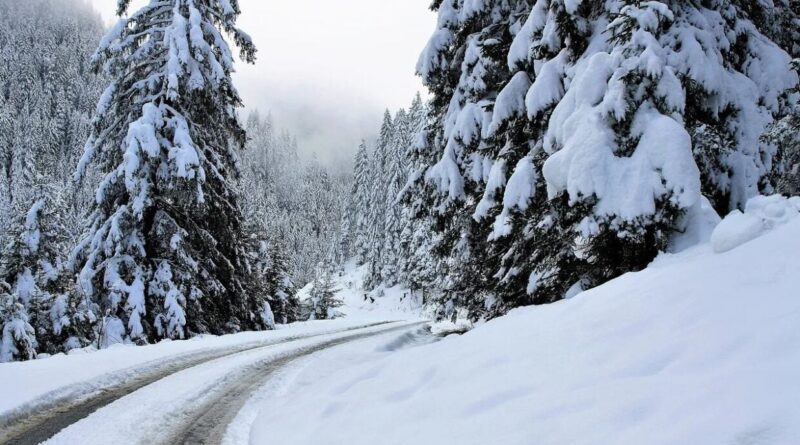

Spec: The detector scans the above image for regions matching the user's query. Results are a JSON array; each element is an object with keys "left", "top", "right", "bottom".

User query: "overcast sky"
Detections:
[{"left": 87, "top": 0, "right": 436, "bottom": 169}]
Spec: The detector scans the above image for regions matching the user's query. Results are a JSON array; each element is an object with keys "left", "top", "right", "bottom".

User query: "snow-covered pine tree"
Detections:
[
  {"left": 308, "top": 265, "right": 343, "bottom": 321},
  {"left": 396, "top": 94, "right": 430, "bottom": 288},
  {"left": 27, "top": 193, "right": 96, "bottom": 355},
  {"left": 398, "top": 97, "right": 444, "bottom": 300},
  {"left": 765, "top": 59, "right": 800, "bottom": 196},
  {"left": 364, "top": 111, "right": 395, "bottom": 289},
  {"left": 245, "top": 237, "right": 277, "bottom": 330},
  {"left": 0, "top": 187, "right": 96, "bottom": 360},
  {"left": 0, "top": 292, "right": 36, "bottom": 362},
  {"left": 73, "top": 0, "right": 261, "bottom": 345},
  {"left": 674, "top": 1, "right": 797, "bottom": 214},
  {"left": 465, "top": 0, "right": 592, "bottom": 316},
  {"left": 351, "top": 141, "right": 373, "bottom": 264},
  {"left": 0, "top": 192, "right": 41, "bottom": 363},
  {"left": 413, "top": 0, "right": 530, "bottom": 314},
  {"left": 336, "top": 211, "right": 354, "bottom": 267},
  {"left": 381, "top": 108, "right": 410, "bottom": 286},
  {"left": 264, "top": 240, "right": 299, "bottom": 325},
  {"left": 528, "top": 1, "right": 708, "bottom": 293}
]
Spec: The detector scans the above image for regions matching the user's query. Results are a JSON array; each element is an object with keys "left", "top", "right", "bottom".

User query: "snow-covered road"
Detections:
[{"left": 0, "top": 321, "right": 424, "bottom": 445}]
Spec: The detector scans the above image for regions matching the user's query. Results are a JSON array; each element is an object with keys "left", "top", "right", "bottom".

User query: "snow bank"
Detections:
[
  {"left": 252, "top": 217, "right": 800, "bottom": 445},
  {"left": 711, "top": 194, "right": 800, "bottom": 253}
]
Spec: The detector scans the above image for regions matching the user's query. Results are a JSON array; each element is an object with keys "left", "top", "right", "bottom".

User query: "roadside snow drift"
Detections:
[{"left": 252, "top": 216, "right": 800, "bottom": 444}]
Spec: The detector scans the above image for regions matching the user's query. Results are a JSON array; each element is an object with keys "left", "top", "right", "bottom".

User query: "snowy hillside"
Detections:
[
  {"left": 297, "top": 260, "right": 425, "bottom": 320},
  {"left": 251, "top": 200, "right": 800, "bottom": 445}
]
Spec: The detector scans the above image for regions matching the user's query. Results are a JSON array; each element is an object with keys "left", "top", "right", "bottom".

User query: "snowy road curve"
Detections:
[
  {"left": 165, "top": 326, "right": 420, "bottom": 445},
  {"left": 0, "top": 321, "right": 421, "bottom": 445}
]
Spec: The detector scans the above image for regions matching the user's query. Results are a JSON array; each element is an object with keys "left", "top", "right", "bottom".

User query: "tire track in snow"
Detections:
[
  {"left": 163, "top": 323, "right": 426, "bottom": 445},
  {"left": 0, "top": 322, "right": 394, "bottom": 445}
]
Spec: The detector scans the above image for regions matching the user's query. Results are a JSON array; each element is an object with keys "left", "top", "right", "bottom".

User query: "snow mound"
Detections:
[
  {"left": 429, "top": 319, "right": 473, "bottom": 337},
  {"left": 711, "top": 194, "right": 800, "bottom": 253},
  {"left": 669, "top": 196, "right": 721, "bottom": 253},
  {"left": 252, "top": 217, "right": 800, "bottom": 445}
]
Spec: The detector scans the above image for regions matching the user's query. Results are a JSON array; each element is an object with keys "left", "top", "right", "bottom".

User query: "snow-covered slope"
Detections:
[
  {"left": 252, "top": 207, "right": 800, "bottom": 444},
  {"left": 297, "top": 260, "right": 425, "bottom": 320}
]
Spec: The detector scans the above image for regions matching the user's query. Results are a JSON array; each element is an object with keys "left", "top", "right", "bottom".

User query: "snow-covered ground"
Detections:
[
  {"left": 297, "top": 259, "right": 426, "bottom": 319},
  {"left": 250, "top": 198, "right": 800, "bottom": 445}
]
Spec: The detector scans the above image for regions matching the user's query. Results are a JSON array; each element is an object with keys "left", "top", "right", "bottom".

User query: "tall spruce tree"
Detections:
[
  {"left": 263, "top": 240, "right": 299, "bottom": 325},
  {"left": 352, "top": 141, "right": 372, "bottom": 264},
  {"left": 399, "top": 97, "right": 442, "bottom": 299},
  {"left": 364, "top": 111, "right": 395, "bottom": 289},
  {"left": 381, "top": 108, "right": 410, "bottom": 286},
  {"left": 413, "top": 0, "right": 531, "bottom": 315},
  {"left": 397, "top": 94, "right": 430, "bottom": 288},
  {"left": 73, "top": 0, "right": 261, "bottom": 345}
]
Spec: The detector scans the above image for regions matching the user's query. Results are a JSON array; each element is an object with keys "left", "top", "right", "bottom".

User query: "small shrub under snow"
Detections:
[{"left": 712, "top": 195, "right": 800, "bottom": 253}]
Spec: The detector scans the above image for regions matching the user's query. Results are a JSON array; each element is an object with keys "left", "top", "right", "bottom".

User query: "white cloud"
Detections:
[{"left": 87, "top": 0, "right": 435, "bottom": 168}]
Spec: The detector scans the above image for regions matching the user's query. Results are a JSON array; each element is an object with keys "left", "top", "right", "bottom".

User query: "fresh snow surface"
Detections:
[
  {"left": 251, "top": 211, "right": 800, "bottom": 445},
  {"left": 298, "top": 259, "right": 426, "bottom": 320},
  {"left": 0, "top": 318, "right": 398, "bottom": 417}
]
